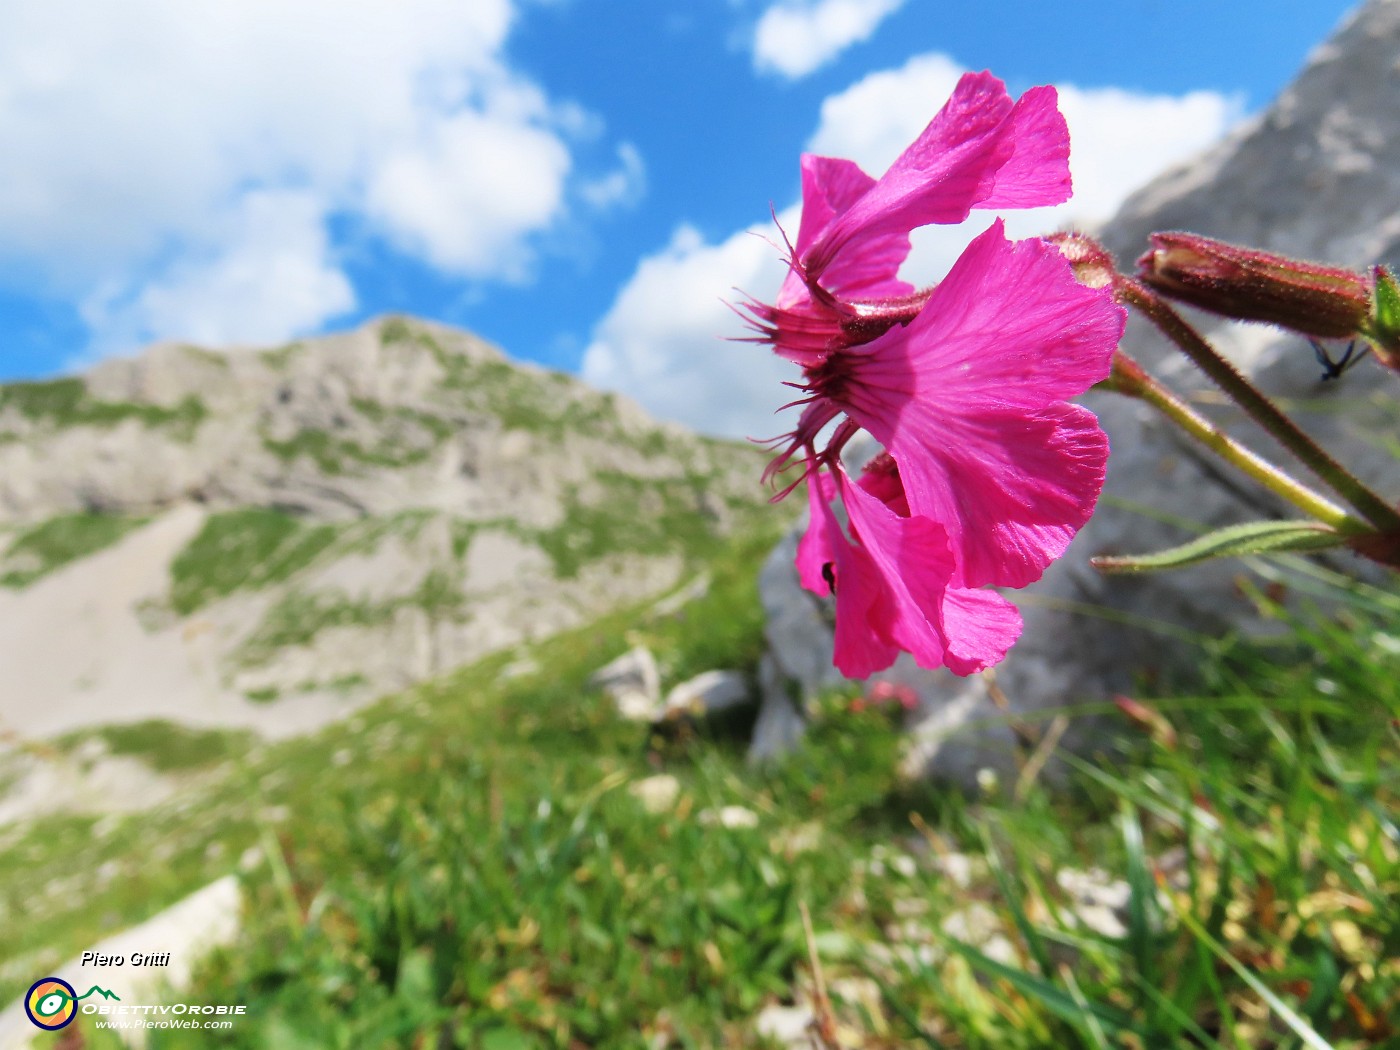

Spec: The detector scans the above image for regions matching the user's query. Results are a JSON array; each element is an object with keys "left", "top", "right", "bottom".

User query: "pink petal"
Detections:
[
  {"left": 832, "top": 222, "right": 1119, "bottom": 588},
  {"left": 796, "top": 466, "right": 838, "bottom": 595},
  {"left": 974, "top": 85, "right": 1073, "bottom": 211},
  {"left": 839, "top": 467, "right": 956, "bottom": 671},
  {"left": 856, "top": 453, "right": 911, "bottom": 517},
  {"left": 878, "top": 400, "right": 1109, "bottom": 589},
  {"left": 780, "top": 155, "right": 913, "bottom": 309},
  {"left": 849, "top": 221, "right": 1122, "bottom": 411},
  {"left": 940, "top": 587, "right": 1023, "bottom": 676},
  {"left": 800, "top": 467, "right": 903, "bottom": 677},
  {"left": 793, "top": 155, "right": 877, "bottom": 258},
  {"left": 849, "top": 456, "right": 1020, "bottom": 674},
  {"left": 830, "top": 539, "right": 902, "bottom": 679},
  {"left": 798, "top": 465, "right": 1023, "bottom": 678},
  {"left": 804, "top": 72, "right": 1071, "bottom": 283}
]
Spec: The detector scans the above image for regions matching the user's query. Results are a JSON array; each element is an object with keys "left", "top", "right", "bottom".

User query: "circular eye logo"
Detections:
[{"left": 25, "top": 977, "right": 77, "bottom": 1030}]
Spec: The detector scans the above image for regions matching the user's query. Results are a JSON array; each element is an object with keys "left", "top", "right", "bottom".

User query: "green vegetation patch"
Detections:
[
  {"left": 9, "top": 520, "right": 1393, "bottom": 1046},
  {"left": 0, "top": 513, "right": 149, "bottom": 588},
  {"left": 238, "top": 570, "right": 465, "bottom": 666},
  {"left": 179, "top": 345, "right": 231, "bottom": 369},
  {"left": 169, "top": 509, "right": 341, "bottom": 615},
  {"left": 404, "top": 327, "right": 632, "bottom": 442},
  {"left": 0, "top": 377, "right": 206, "bottom": 438},
  {"left": 261, "top": 403, "right": 454, "bottom": 476},
  {"left": 258, "top": 342, "right": 304, "bottom": 370},
  {"left": 191, "top": 561, "right": 1400, "bottom": 1048},
  {"left": 533, "top": 470, "right": 768, "bottom": 578},
  {"left": 58, "top": 720, "right": 255, "bottom": 774},
  {"left": 378, "top": 317, "right": 415, "bottom": 345},
  {"left": 376, "top": 320, "right": 768, "bottom": 476}
]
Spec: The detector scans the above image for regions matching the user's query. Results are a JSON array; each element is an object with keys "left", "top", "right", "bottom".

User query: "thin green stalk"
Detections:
[
  {"left": 1114, "top": 276, "right": 1400, "bottom": 533},
  {"left": 1105, "top": 351, "right": 1361, "bottom": 532}
]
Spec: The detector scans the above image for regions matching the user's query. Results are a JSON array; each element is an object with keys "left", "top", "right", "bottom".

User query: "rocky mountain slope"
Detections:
[
  {"left": 754, "top": 0, "right": 1400, "bottom": 785},
  {"left": 0, "top": 316, "right": 769, "bottom": 747}
]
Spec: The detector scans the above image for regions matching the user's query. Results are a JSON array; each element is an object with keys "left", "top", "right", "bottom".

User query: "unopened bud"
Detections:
[{"left": 1138, "top": 232, "right": 1370, "bottom": 339}]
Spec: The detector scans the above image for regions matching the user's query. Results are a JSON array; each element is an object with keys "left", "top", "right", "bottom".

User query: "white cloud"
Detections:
[
  {"left": 1049, "top": 84, "right": 1246, "bottom": 227},
  {"left": 79, "top": 191, "right": 355, "bottom": 359},
  {"left": 587, "top": 54, "right": 1244, "bottom": 438},
  {"left": 753, "top": 0, "right": 907, "bottom": 79},
  {"left": 805, "top": 53, "right": 966, "bottom": 171},
  {"left": 579, "top": 143, "right": 647, "bottom": 210},
  {"left": 0, "top": 0, "right": 630, "bottom": 355},
  {"left": 580, "top": 220, "right": 800, "bottom": 439},
  {"left": 367, "top": 108, "right": 573, "bottom": 281}
]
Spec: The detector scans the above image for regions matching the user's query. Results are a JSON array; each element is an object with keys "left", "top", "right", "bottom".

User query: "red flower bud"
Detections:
[{"left": 1137, "top": 232, "right": 1370, "bottom": 339}]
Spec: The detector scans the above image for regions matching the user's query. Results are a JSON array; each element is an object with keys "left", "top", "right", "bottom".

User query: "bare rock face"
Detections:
[
  {"left": 756, "top": 0, "right": 1400, "bottom": 787},
  {"left": 0, "top": 316, "right": 767, "bottom": 744}
]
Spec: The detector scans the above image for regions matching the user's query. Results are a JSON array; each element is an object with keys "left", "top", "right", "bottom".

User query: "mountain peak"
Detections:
[
  {"left": 0, "top": 315, "right": 737, "bottom": 523},
  {"left": 0, "top": 315, "right": 771, "bottom": 741}
]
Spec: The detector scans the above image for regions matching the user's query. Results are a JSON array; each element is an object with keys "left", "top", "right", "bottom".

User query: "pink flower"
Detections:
[
  {"left": 822, "top": 221, "right": 1121, "bottom": 589},
  {"left": 866, "top": 680, "right": 919, "bottom": 710},
  {"left": 745, "top": 72, "right": 1125, "bottom": 677}
]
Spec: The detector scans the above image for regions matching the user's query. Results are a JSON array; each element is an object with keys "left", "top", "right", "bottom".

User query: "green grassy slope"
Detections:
[{"left": 3, "top": 535, "right": 1396, "bottom": 1048}]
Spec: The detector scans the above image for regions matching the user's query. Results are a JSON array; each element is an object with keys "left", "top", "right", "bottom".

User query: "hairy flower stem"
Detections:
[
  {"left": 1105, "top": 352, "right": 1360, "bottom": 532},
  {"left": 1114, "top": 276, "right": 1400, "bottom": 533}
]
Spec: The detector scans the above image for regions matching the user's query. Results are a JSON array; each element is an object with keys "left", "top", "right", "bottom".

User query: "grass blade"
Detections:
[
  {"left": 939, "top": 935, "right": 1137, "bottom": 1037},
  {"left": 1173, "top": 903, "right": 1337, "bottom": 1050}
]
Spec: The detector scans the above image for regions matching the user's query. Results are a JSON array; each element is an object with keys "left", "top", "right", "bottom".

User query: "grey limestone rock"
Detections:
[
  {"left": 591, "top": 646, "right": 664, "bottom": 722},
  {"left": 757, "top": 529, "right": 846, "bottom": 699},
  {"left": 748, "top": 654, "right": 808, "bottom": 764},
  {"left": 661, "top": 669, "right": 751, "bottom": 719}
]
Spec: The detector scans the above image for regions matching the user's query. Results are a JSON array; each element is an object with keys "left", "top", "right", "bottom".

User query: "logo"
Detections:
[{"left": 24, "top": 978, "right": 121, "bottom": 1031}]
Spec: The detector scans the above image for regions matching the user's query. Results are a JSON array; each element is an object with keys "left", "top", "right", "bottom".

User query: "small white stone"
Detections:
[
  {"left": 629, "top": 774, "right": 681, "bottom": 815},
  {"left": 699, "top": 805, "right": 759, "bottom": 830},
  {"left": 591, "top": 646, "right": 663, "bottom": 721},
  {"left": 931, "top": 852, "right": 976, "bottom": 889},
  {"left": 754, "top": 1003, "right": 814, "bottom": 1046},
  {"left": 890, "top": 854, "right": 918, "bottom": 879},
  {"left": 769, "top": 822, "right": 822, "bottom": 856}
]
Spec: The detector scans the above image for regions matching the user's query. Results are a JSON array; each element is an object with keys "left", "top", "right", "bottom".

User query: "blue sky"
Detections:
[{"left": 0, "top": 0, "right": 1359, "bottom": 436}]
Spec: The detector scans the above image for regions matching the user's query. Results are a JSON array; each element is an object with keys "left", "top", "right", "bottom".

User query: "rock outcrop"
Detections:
[{"left": 0, "top": 316, "right": 767, "bottom": 744}]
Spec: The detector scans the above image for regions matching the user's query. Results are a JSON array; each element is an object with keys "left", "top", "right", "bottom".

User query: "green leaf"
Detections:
[
  {"left": 1371, "top": 265, "right": 1400, "bottom": 336},
  {"left": 858, "top": 962, "right": 952, "bottom": 1049},
  {"left": 1091, "top": 520, "right": 1344, "bottom": 574},
  {"left": 1118, "top": 804, "right": 1158, "bottom": 1003},
  {"left": 939, "top": 935, "right": 1137, "bottom": 1036},
  {"left": 977, "top": 826, "right": 1055, "bottom": 980}
]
